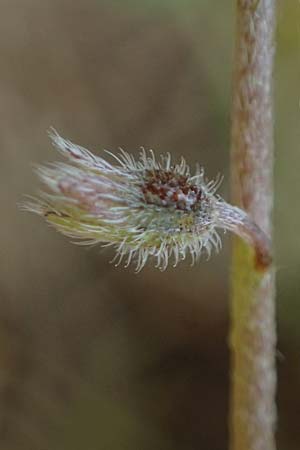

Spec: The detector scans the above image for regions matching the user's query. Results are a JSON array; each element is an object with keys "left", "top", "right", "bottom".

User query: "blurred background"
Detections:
[{"left": 1, "top": 1, "right": 299, "bottom": 449}]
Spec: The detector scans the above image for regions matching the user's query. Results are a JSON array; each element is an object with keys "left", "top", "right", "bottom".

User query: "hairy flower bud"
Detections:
[{"left": 23, "top": 130, "right": 272, "bottom": 271}]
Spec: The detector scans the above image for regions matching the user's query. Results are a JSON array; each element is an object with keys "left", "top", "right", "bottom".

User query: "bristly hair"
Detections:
[{"left": 22, "top": 130, "right": 272, "bottom": 272}]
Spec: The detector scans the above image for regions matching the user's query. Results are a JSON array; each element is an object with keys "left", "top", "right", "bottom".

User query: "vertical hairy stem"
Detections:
[{"left": 229, "top": 1, "right": 276, "bottom": 450}]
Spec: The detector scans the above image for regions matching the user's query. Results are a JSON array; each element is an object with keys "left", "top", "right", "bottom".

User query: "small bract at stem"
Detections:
[{"left": 215, "top": 202, "right": 272, "bottom": 271}]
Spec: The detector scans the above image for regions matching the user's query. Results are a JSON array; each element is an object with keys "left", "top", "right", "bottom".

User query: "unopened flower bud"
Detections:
[{"left": 23, "top": 130, "right": 272, "bottom": 272}]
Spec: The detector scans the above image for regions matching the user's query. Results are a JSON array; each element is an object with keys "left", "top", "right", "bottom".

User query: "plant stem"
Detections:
[{"left": 229, "top": 1, "right": 276, "bottom": 450}]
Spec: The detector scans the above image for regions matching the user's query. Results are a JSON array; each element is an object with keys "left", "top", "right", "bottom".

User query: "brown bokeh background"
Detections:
[{"left": 1, "top": 1, "right": 300, "bottom": 449}]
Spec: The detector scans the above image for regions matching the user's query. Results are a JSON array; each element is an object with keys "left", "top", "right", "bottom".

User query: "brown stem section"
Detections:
[{"left": 229, "top": 1, "right": 276, "bottom": 450}]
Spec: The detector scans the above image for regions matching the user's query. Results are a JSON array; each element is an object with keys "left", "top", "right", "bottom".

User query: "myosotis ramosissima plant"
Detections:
[{"left": 24, "top": 130, "right": 271, "bottom": 272}]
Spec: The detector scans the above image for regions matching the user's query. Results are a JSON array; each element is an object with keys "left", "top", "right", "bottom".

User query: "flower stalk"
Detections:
[{"left": 229, "top": 1, "right": 276, "bottom": 449}]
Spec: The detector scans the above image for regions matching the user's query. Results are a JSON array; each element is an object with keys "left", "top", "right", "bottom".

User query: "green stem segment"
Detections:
[{"left": 230, "top": 1, "right": 276, "bottom": 450}]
